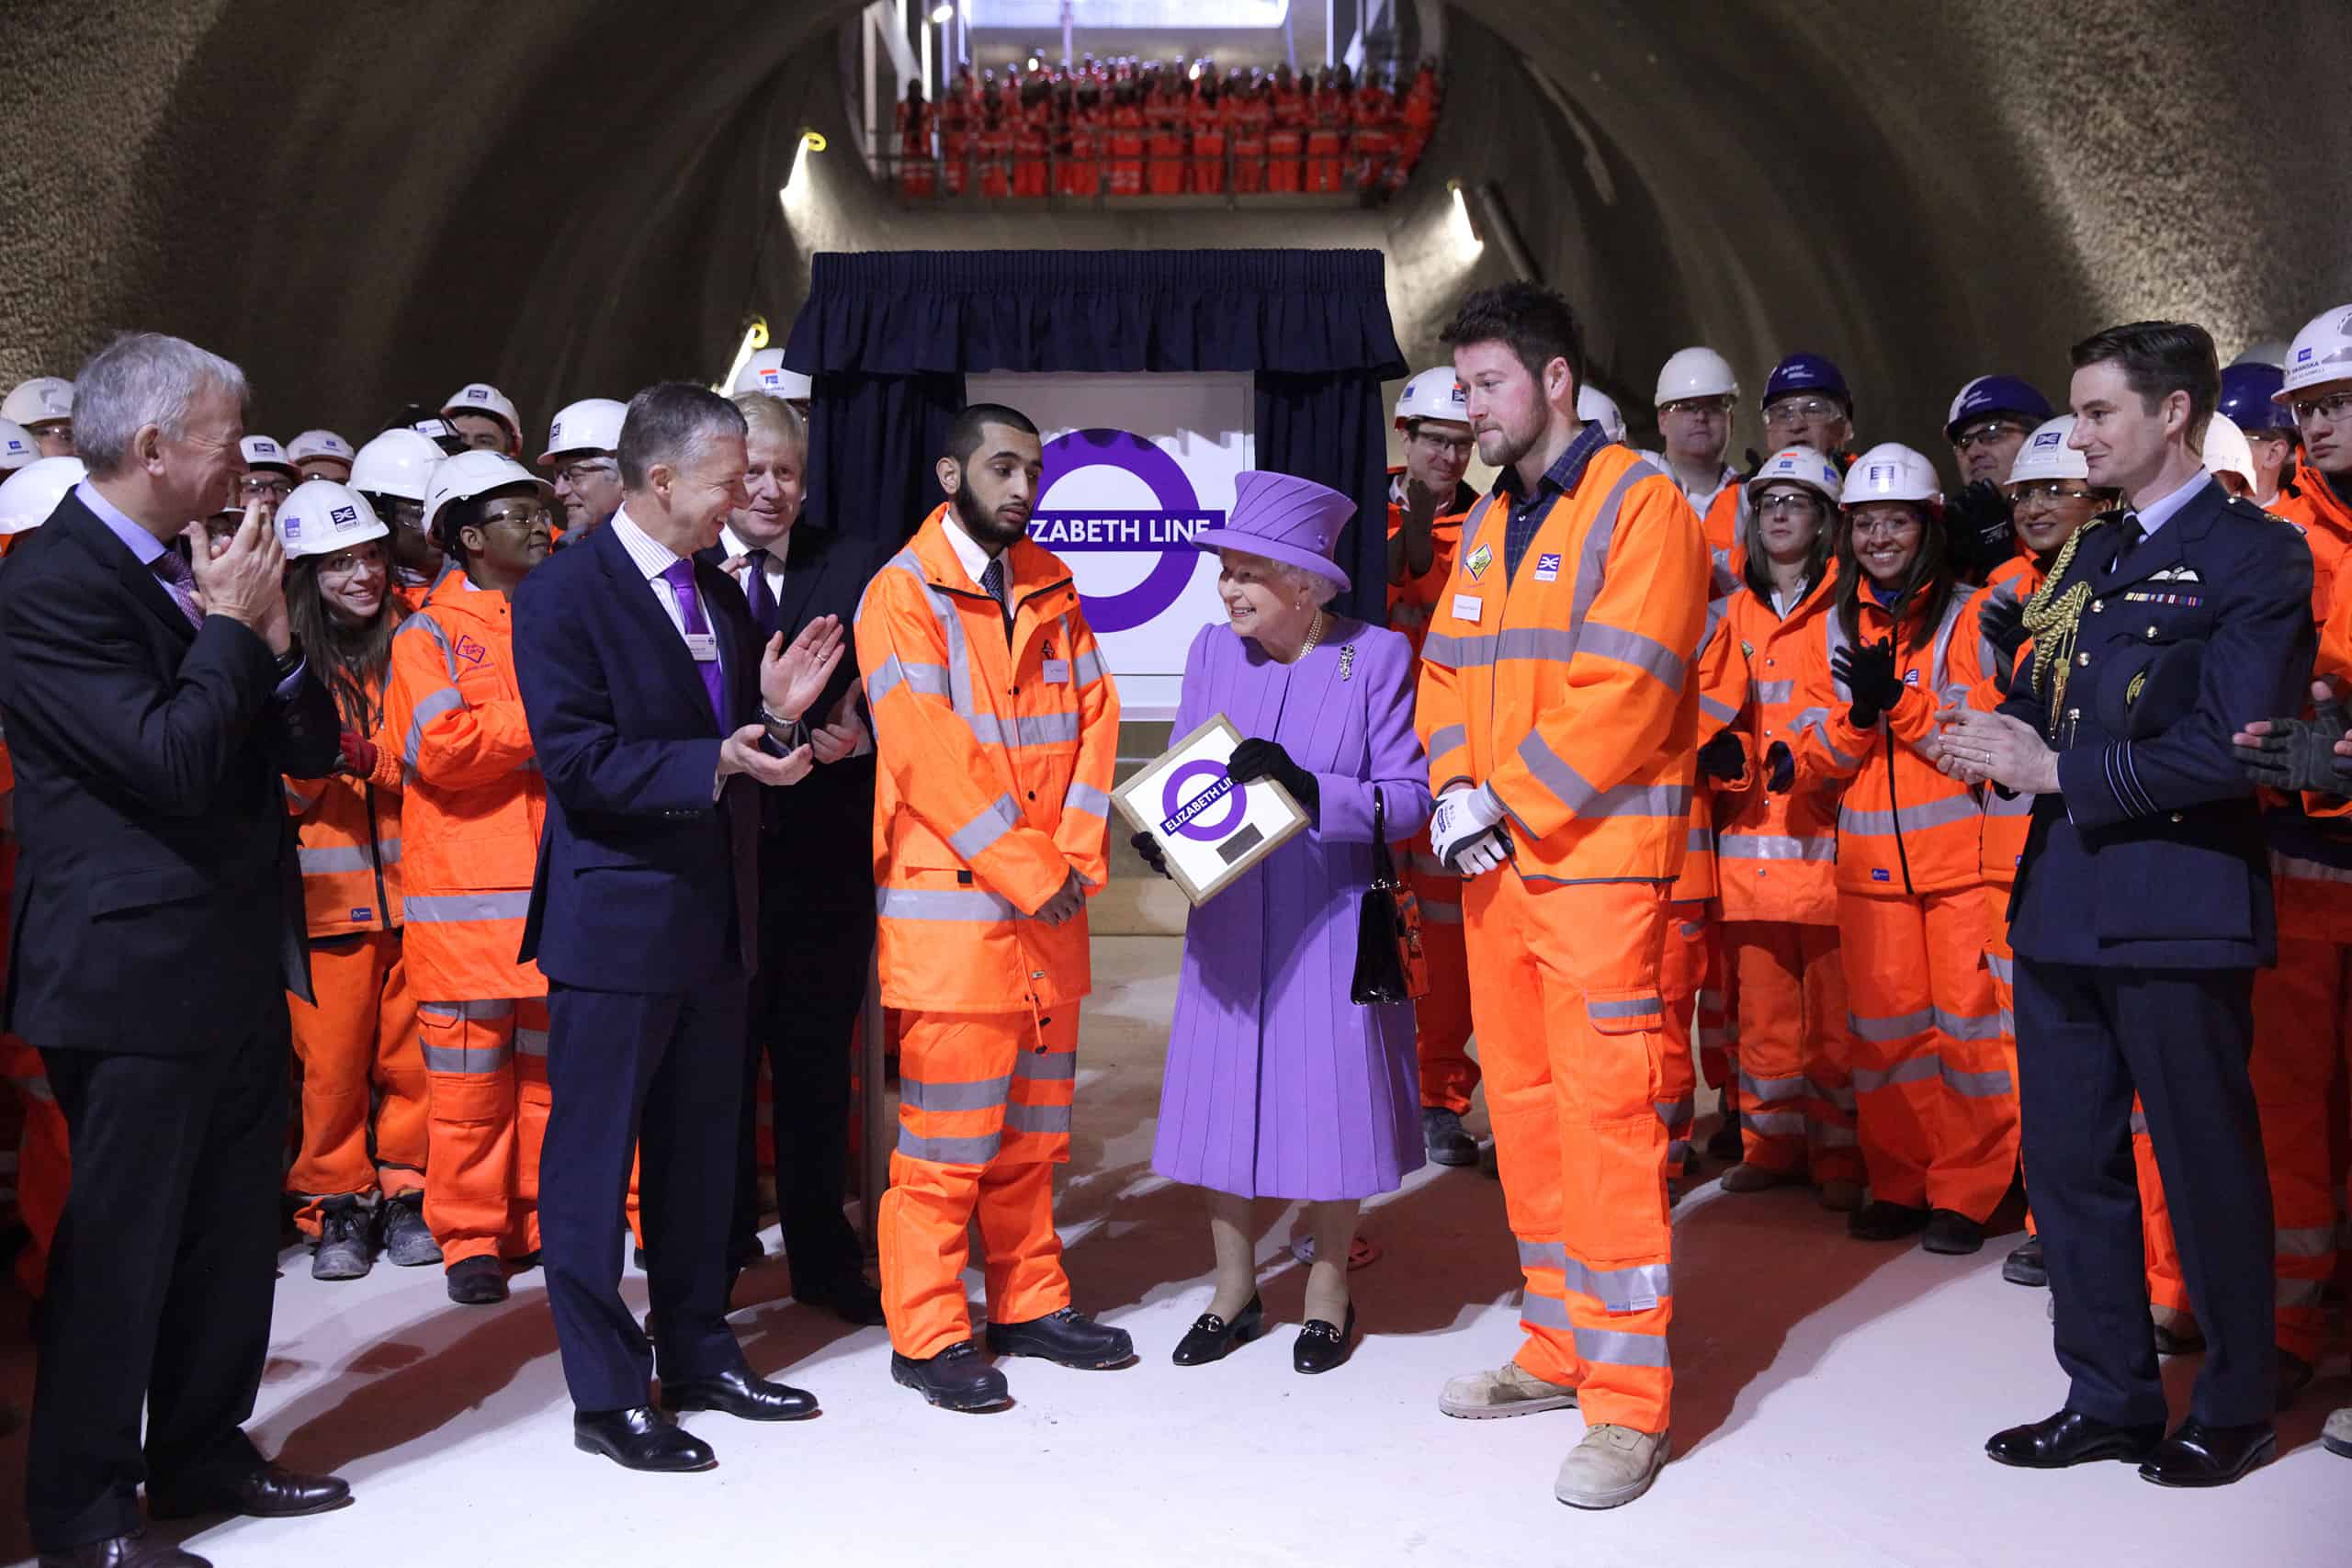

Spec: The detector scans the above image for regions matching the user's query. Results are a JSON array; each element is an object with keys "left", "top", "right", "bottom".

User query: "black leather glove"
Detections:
[
  {"left": 1765, "top": 739, "right": 1795, "bottom": 794},
  {"left": 1946, "top": 479, "right": 2015, "bottom": 583},
  {"left": 2234, "top": 700, "right": 2352, "bottom": 796},
  {"left": 1696, "top": 730, "right": 1747, "bottom": 783},
  {"left": 1129, "top": 829, "right": 1172, "bottom": 879},
  {"left": 1980, "top": 592, "right": 2028, "bottom": 672},
  {"left": 1832, "top": 637, "right": 1904, "bottom": 729},
  {"left": 1228, "top": 737, "right": 1319, "bottom": 817}
]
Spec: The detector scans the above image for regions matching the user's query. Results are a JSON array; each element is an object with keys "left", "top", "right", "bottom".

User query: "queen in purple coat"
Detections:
[{"left": 1132, "top": 470, "right": 1432, "bottom": 1376}]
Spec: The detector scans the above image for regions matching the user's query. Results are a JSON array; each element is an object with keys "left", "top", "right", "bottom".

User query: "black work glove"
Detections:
[
  {"left": 1696, "top": 730, "right": 1747, "bottom": 783},
  {"left": 1228, "top": 737, "right": 1319, "bottom": 817},
  {"left": 1980, "top": 592, "right": 2028, "bottom": 673},
  {"left": 1129, "top": 829, "right": 1172, "bottom": 879},
  {"left": 1765, "top": 739, "right": 1795, "bottom": 794},
  {"left": 1832, "top": 637, "right": 1905, "bottom": 728},
  {"left": 1737, "top": 446, "right": 1766, "bottom": 483},
  {"left": 1946, "top": 479, "right": 2015, "bottom": 583},
  {"left": 2234, "top": 700, "right": 2352, "bottom": 796}
]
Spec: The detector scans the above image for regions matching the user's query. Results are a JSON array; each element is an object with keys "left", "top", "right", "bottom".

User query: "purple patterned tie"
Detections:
[
  {"left": 151, "top": 549, "right": 204, "bottom": 628},
  {"left": 660, "top": 558, "right": 727, "bottom": 726}
]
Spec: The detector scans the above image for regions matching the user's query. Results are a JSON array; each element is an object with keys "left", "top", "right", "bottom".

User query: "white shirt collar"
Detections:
[
  {"left": 607, "top": 504, "right": 684, "bottom": 581},
  {"left": 940, "top": 512, "right": 1001, "bottom": 586},
  {"left": 2132, "top": 468, "right": 2211, "bottom": 538}
]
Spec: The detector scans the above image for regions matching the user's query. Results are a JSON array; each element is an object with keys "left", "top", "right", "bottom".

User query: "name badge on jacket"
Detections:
[{"left": 684, "top": 631, "right": 719, "bottom": 662}]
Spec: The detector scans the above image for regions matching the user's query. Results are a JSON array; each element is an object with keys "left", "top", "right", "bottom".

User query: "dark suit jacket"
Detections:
[
  {"left": 2002, "top": 479, "right": 2313, "bottom": 969},
  {"left": 514, "top": 516, "right": 763, "bottom": 992},
  {"left": 697, "top": 522, "right": 893, "bottom": 899},
  {"left": 0, "top": 490, "right": 341, "bottom": 1052}
]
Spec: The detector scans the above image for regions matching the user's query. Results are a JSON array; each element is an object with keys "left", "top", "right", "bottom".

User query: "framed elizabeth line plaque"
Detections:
[{"left": 1112, "top": 713, "right": 1310, "bottom": 907}]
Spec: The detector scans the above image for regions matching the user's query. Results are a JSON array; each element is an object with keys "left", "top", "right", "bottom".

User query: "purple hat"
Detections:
[{"left": 1193, "top": 470, "right": 1355, "bottom": 592}]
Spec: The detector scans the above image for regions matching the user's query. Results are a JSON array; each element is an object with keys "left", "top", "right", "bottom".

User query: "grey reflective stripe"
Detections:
[
  {"left": 2271, "top": 853, "right": 2352, "bottom": 884},
  {"left": 1745, "top": 1110, "right": 1805, "bottom": 1137},
  {"left": 419, "top": 998, "right": 516, "bottom": 1021},
  {"left": 396, "top": 610, "right": 458, "bottom": 682},
  {"left": 1816, "top": 1124, "right": 1860, "bottom": 1147},
  {"left": 948, "top": 793, "right": 1022, "bottom": 860},
  {"left": 1581, "top": 624, "right": 1686, "bottom": 689},
  {"left": 1737, "top": 1071, "right": 1805, "bottom": 1104},
  {"left": 1944, "top": 1066, "right": 2012, "bottom": 1096},
  {"left": 1063, "top": 780, "right": 1112, "bottom": 818},
  {"left": 1928, "top": 592, "right": 1968, "bottom": 696},
  {"left": 1589, "top": 995, "right": 1663, "bottom": 1020},
  {"left": 1851, "top": 1050, "right": 2011, "bottom": 1097},
  {"left": 2277, "top": 1278, "right": 2328, "bottom": 1308},
  {"left": 6, "top": 1075, "right": 54, "bottom": 1103},
  {"left": 1934, "top": 1007, "right": 2004, "bottom": 1043},
  {"left": 1563, "top": 1258, "right": 1671, "bottom": 1314},
  {"left": 402, "top": 684, "right": 465, "bottom": 767},
  {"left": 1985, "top": 790, "right": 2033, "bottom": 818},
  {"left": 1809, "top": 1077, "right": 1857, "bottom": 1111},
  {"left": 901, "top": 1074, "right": 1010, "bottom": 1111},
  {"left": 1984, "top": 952, "right": 2015, "bottom": 983},
  {"left": 406, "top": 891, "right": 533, "bottom": 922},
  {"left": 1687, "top": 827, "right": 1712, "bottom": 855},
  {"left": 299, "top": 843, "right": 379, "bottom": 875},
  {"left": 1756, "top": 679, "right": 1795, "bottom": 705},
  {"left": 378, "top": 838, "right": 401, "bottom": 864},
  {"left": 422, "top": 1041, "right": 514, "bottom": 1073},
  {"left": 1848, "top": 1004, "right": 1935, "bottom": 1044},
  {"left": 897, "top": 1129, "right": 1001, "bottom": 1164},
  {"left": 1518, "top": 1239, "right": 1566, "bottom": 1269},
  {"left": 968, "top": 710, "right": 1080, "bottom": 749},
  {"left": 1459, "top": 492, "right": 1501, "bottom": 570},
  {"left": 1716, "top": 832, "right": 1836, "bottom": 862},
  {"left": 1841, "top": 792, "right": 1982, "bottom": 837},
  {"left": 1652, "top": 1098, "right": 1692, "bottom": 1128},
  {"left": 1408, "top": 852, "right": 1449, "bottom": 877},
  {"left": 514, "top": 1026, "right": 548, "bottom": 1057},
  {"left": 876, "top": 886, "right": 1021, "bottom": 921},
  {"left": 1003, "top": 1101, "right": 1072, "bottom": 1134},
  {"left": 1574, "top": 1325, "right": 1670, "bottom": 1369},
  {"left": 1496, "top": 626, "right": 1581, "bottom": 664},
  {"left": 1516, "top": 728, "right": 1596, "bottom": 810},
  {"left": 1013, "top": 1051, "right": 1078, "bottom": 1082},
  {"left": 1513, "top": 731, "right": 1688, "bottom": 821},
  {"left": 1428, "top": 722, "right": 1468, "bottom": 759},
  {"left": 1421, "top": 630, "right": 1483, "bottom": 670},
  {"left": 1070, "top": 646, "right": 1108, "bottom": 685},
  {"left": 1792, "top": 705, "right": 1828, "bottom": 733},
  {"left": 1519, "top": 1291, "right": 1571, "bottom": 1327},
  {"left": 866, "top": 654, "right": 952, "bottom": 705},
  {"left": 2277, "top": 1225, "right": 2335, "bottom": 1258},
  {"left": 2130, "top": 1107, "right": 2150, "bottom": 1135},
  {"left": 1699, "top": 693, "right": 1738, "bottom": 724}
]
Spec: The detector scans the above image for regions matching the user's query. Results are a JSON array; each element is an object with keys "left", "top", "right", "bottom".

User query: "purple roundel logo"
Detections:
[
  {"left": 1159, "top": 759, "right": 1246, "bottom": 842},
  {"left": 1027, "top": 428, "right": 1225, "bottom": 634}
]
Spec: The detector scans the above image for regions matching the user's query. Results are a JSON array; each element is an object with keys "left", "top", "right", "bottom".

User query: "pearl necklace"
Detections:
[{"left": 1294, "top": 609, "right": 1329, "bottom": 661}]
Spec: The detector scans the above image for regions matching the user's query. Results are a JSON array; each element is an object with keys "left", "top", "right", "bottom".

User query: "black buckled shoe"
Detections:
[
  {"left": 1293, "top": 1303, "right": 1358, "bottom": 1375},
  {"left": 377, "top": 1190, "right": 442, "bottom": 1267},
  {"left": 1421, "top": 1108, "right": 1478, "bottom": 1167},
  {"left": 984, "top": 1306, "right": 1136, "bottom": 1370},
  {"left": 1985, "top": 1408, "right": 2165, "bottom": 1469},
  {"left": 659, "top": 1367, "right": 819, "bottom": 1422},
  {"left": 1172, "top": 1294, "right": 1263, "bottom": 1366},
  {"left": 36, "top": 1529, "right": 213, "bottom": 1566},
  {"left": 891, "top": 1339, "right": 1012, "bottom": 1411},
  {"left": 149, "top": 1462, "right": 353, "bottom": 1520},
  {"left": 2000, "top": 1236, "right": 2047, "bottom": 1287},
  {"left": 1921, "top": 1208, "right": 1984, "bottom": 1256},
  {"left": 573, "top": 1405, "right": 717, "bottom": 1472},
  {"left": 1848, "top": 1200, "right": 1931, "bottom": 1242},
  {"left": 2138, "top": 1418, "right": 2277, "bottom": 1487}
]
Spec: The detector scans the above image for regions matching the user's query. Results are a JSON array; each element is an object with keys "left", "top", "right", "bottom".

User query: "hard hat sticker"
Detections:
[{"left": 331, "top": 505, "right": 357, "bottom": 525}]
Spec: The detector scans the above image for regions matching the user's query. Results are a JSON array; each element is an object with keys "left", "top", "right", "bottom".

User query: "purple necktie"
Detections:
[
  {"left": 661, "top": 558, "right": 727, "bottom": 726},
  {"left": 151, "top": 550, "right": 204, "bottom": 628}
]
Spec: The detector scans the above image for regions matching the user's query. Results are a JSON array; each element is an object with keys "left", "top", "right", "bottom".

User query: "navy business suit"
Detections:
[
  {"left": 2001, "top": 477, "right": 2312, "bottom": 1430},
  {"left": 514, "top": 517, "right": 763, "bottom": 1412}
]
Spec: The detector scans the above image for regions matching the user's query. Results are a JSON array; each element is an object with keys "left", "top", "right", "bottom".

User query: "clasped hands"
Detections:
[
  {"left": 718, "top": 615, "right": 845, "bottom": 787},
  {"left": 2233, "top": 681, "right": 2352, "bottom": 797}
]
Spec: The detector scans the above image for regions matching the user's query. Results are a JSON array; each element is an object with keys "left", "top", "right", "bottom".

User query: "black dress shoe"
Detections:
[
  {"left": 2000, "top": 1236, "right": 2047, "bottom": 1287},
  {"left": 38, "top": 1531, "right": 210, "bottom": 1567},
  {"left": 148, "top": 1462, "right": 352, "bottom": 1520},
  {"left": 797, "top": 1273, "right": 888, "bottom": 1327},
  {"left": 1172, "top": 1294, "right": 1263, "bottom": 1366},
  {"left": 891, "top": 1339, "right": 1012, "bottom": 1411},
  {"left": 1293, "top": 1303, "right": 1358, "bottom": 1374},
  {"left": 1921, "top": 1208, "right": 1984, "bottom": 1256},
  {"left": 2138, "top": 1417, "right": 2277, "bottom": 1487},
  {"left": 1985, "top": 1408, "right": 2165, "bottom": 1469},
  {"left": 660, "top": 1367, "right": 819, "bottom": 1422},
  {"left": 984, "top": 1306, "right": 1136, "bottom": 1369},
  {"left": 1848, "top": 1200, "right": 1931, "bottom": 1242},
  {"left": 572, "top": 1405, "right": 717, "bottom": 1472}
]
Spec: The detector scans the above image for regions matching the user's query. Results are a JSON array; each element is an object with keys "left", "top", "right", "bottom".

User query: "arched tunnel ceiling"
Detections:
[{"left": 4, "top": 1, "right": 2346, "bottom": 462}]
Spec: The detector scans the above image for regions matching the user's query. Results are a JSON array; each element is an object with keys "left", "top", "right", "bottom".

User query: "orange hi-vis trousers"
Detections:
[
  {"left": 879, "top": 1007, "right": 1079, "bottom": 1359},
  {"left": 1724, "top": 920, "right": 1857, "bottom": 1182},
  {"left": 4, "top": 1037, "right": 66, "bottom": 1298},
  {"left": 418, "top": 997, "right": 550, "bottom": 1267},
  {"left": 1657, "top": 901, "right": 1726, "bottom": 1178},
  {"left": 1465, "top": 873, "right": 1675, "bottom": 1435},
  {"left": 287, "top": 930, "right": 426, "bottom": 1233},
  {"left": 1838, "top": 889, "right": 2015, "bottom": 1221},
  {"left": 1407, "top": 844, "right": 1478, "bottom": 1114}
]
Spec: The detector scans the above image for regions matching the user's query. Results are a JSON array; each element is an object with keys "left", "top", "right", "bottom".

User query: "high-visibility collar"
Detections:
[
  {"left": 907, "top": 502, "right": 1071, "bottom": 607},
  {"left": 1489, "top": 419, "right": 1611, "bottom": 510}
]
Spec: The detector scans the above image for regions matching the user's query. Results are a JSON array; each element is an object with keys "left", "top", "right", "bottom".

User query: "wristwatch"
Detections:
[
  {"left": 273, "top": 637, "right": 305, "bottom": 681},
  {"left": 760, "top": 705, "right": 809, "bottom": 753}
]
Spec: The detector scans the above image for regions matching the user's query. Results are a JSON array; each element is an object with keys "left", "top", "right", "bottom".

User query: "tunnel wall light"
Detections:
[
  {"left": 1469, "top": 181, "right": 1537, "bottom": 284},
  {"left": 718, "top": 317, "right": 771, "bottom": 393},
  {"left": 1445, "top": 178, "right": 1483, "bottom": 259},
  {"left": 930, "top": 2, "right": 955, "bottom": 22}
]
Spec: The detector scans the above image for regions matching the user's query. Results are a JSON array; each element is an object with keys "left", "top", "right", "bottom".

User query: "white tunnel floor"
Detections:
[{"left": 0, "top": 934, "right": 2345, "bottom": 1567}]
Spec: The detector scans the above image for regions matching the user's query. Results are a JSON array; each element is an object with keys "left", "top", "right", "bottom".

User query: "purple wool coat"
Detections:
[{"left": 1151, "top": 616, "right": 1435, "bottom": 1201}]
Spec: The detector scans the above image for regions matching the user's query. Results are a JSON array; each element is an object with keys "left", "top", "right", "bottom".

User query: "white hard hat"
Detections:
[
  {"left": 423, "top": 449, "right": 553, "bottom": 542},
  {"left": 1, "top": 376, "right": 74, "bottom": 427},
  {"left": 288, "top": 429, "right": 355, "bottom": 466},
  {"left": 732, "top": 349, "right": 813, "bottom": 401},
  {"left": 540, "top": 398, "right": 628, "bottom": 466},
  {"left": 2201, "top": 412, "right": 2258, "bottom": 493},
  {"left": 1653, "top": 346, "right": 1738, "bottom": 407},
  {"left": 2231, "top": 340, "right": 2289, "bottom": 369},
  {"left": 442, "top": 382, "right": 523, "bottom": 442},
  {"left": 1577, "top": 385, "right": 1627, "bottom": 444},
  {"left": 0, "top": 418, "right": 37, "bottom": 473},
  {"left": 0, "top": 456, "right": 86, "bottom": 536},
  {"left": 2277, "top": 304, "right": 2352, "bottom": 401},
  {"left": 1840, "top": 442, "right": 1942, "bottom": 508},
  {"left": 1746, "top": 445, "right": 1844, "bottom": 508},
  {"left": 349, "top": 428, "right": 446, "bottom": 503},
  {"left": 2005, "top": 416, "right": 2089, "bottom": 486},
  {"left": 276, "top": 479, "right": 389, "bottom": 560},
  {"left": 1393, "top": 367, "right": 1469, "bottom": 429},
  {"left": 239, "top": 434, "right": 298, "bottom": 476}
]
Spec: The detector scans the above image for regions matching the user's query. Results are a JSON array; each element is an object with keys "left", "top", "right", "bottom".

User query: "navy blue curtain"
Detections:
[{"left": 783, "top": 249, "right": 1407, "bottom": 621}]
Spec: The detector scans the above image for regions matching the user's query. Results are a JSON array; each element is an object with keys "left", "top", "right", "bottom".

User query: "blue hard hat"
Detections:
[
  {"left": 1943, "top": 374, "right": 2052, "bottom": 441},
  {"left": 2218, "top": 362, "right": 2293, "bottom": 435},
  {"left": 1762, "top": 352, "right": 1849, "bottom": 410}
]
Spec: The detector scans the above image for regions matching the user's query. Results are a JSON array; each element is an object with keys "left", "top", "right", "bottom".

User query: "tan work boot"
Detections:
[
  {"left": 1439, "top": 1359, "right": 1578, "bottom": 1419},
  {"left": 1555, "top": 1423, "right": 1669, "bottom": 1508},
  {"left": 2322, "top": 1404, "right": 2352, "bottom": 1459},
  {"left": 1718, "top": 1161, "right": 1796, "bottom": 1194},
  {"left": 1816, "top": 1178, "right": 1862, "bottom": 1213}
]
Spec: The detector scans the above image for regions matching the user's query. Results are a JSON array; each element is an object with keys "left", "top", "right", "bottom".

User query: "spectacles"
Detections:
[
  {"left": 554, "top": 460, "right": 618, "bottom": 487},
  {"left": 1660, "top": 398, "right": 1732, "bottom": 419},
  {"left": 2292, "top": 390, "right": 2352, "bottom": 428},
  {"left": 476, "top": 503, "right": 552, "bottom": 531},
  {"left": 1847, "top": 513, "right": 1921, "bottom": 538},
  {"left": 1764, "top": 398, "right": 1842, "bottom": 423},
  {"left": 1954, "top": 422, "right": 2030, "bottom": 452},
  {"left": 318, "top": 547, "right": 384, "bottom": 577},
  {"left": 1753, "top": 491, "right": 1821, "bottom": 516},
  {"left": 238, "top": 476, "right": 294, "bottom": 500},
  {"left": 1410, "top": 430, "right": 1473, "bottom": 458},
  {"left": 380, "top": 498, "right": 425, "bottom": 531},
  {"left": 2011, "top": 481, "right": 2098, "bottom": 507}
]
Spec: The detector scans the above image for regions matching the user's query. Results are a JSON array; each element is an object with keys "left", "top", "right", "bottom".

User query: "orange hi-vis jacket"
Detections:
[
  {"left": 857, "top": 506, "right": 1119, "bottom": 1014},
  {"left": 1793, "top": 589, "right": 1982, "bottom": 897},
  {"left": 1699, "top": 566, "right": 1845, "bottom": 924},
  {"left": 1384, "top": 467, "right": 1475, "bottom": 659},
  {"left": 284, "top": 669, "right": 406, "bottom": 937},
  {"left": 381, "top": 571, "right": 546, "bottom": 1001},
  {"left": 1960, "top": 553, "right": 2044, "bottom": 888},
  {"left": 1418, "top": 440, "right": 1709, "bottom": 883},
  {"left": 2269, "top": 466, "right": 2352, "bottom": 626}
]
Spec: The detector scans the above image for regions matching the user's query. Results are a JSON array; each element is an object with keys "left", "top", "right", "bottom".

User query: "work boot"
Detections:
[
  {"left": 1848, "top": 1200, "right": 1930, "bottom": 1242},
  {"left": 1921, "top": 1209, "right": 1984, "bottom": 1256},
  {"left": 378, "top": 1190, "right": 441, "bottom": 1268},
  {"left": 446, "top": 1255, "right": 508, "bottom": 1305},
  {"left": 1703, "top": 1111, "right": 1742, "bottom": 1162},
  {"left": 1554, "top": 1423, "right": 1669, "bottom": 1508},
  {"left": 1439, "top": 1359, "right": 1579, "bottom": 1419},
  {"left": 2150, "top": 1305, "right": 2204, "bottom": 1356},
  {"left": 1815, "top": 1179, "right": 1862, "bottom": 1213},
  {"left": 2001, "top": 1236, "right": 2047, "bottom": 1287},
  {"left": 1717, "top": 1161, "right": 1797, "bottom": 1194},
  {"left": 2323, "top": 1405, "right": 2352, "bottom": 1459},
  {"left": 1420, "top": 1107, "right": 1478, "bottom": 1168},
  {"left": 310, "top": 1196, "right": 372, "bottom": 1282},
  {"left": 891, "top": 1339, "right": 1012, "bottom": 1412},
  {"left": 984, "top": 1306, "right": 1136, "bottom": 1369}
]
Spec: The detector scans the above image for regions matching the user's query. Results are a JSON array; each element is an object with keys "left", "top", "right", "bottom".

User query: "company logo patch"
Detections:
[
  {"left": 331, "top": 505, "right": 357, "bottom": 525},
  {"left": 2299, "top": 347, "right": 2315, "bottom": 364},
  {"left": 2031, "top": 431, "right": 2063, "bottom": 449},
  {"left": 1904, "top": 669, "right": 1920, "bottom": 684},
  {"left": 283, "top": 518, "right": 301, "bottom": 537},
  {"left": 1871, "top": 867, "right": 1892, "bottom": 881},
  {"left": 467, "top": 385, "right": 492, "bottom": 400},
  {"left": 1868, "top": 463, "right": 1895, "bottom": 488},
  {"left": 760, "top": 367, "right": 781, "bottom": 386},
  {"left": 549, "top": 421, "right": 566, "bottom": 444},
  {"left": 454, "top": 634, "right": 488, "bottom": 667},
  {"left": 1464, "top": 542, "right": 1493, "bottom": 581},
  {"left": 349, "top": 907, "right": 373, "bottom": 922},
  {"left": 1739, "top": 639, "right": 1755, "bottom": 659},
  {"left": 1532, "top": 551, "right": 1562, "bottom": 583},
  {"left": 252, "top": 440, "right": 278, "bottom": 456}
]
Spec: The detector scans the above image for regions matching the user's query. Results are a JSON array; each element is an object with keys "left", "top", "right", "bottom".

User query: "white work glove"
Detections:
[
  {"left": 1430, "top": 784, "right": 1508, "bottom": 874},
  {"left": 1452, "top": 830, "right": 1510, "bottom": 876}
]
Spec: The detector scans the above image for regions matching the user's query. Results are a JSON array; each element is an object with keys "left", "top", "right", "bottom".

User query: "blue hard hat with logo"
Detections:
[
  {"left": 1943, "top": 375, "right": 2052, "bottom": 441},
  {"left": 1762, "top": 353, "right": 1850, "bottom": 411},
  {"left": 2217, "top": 362, "right": 2292, "bottom": 435}
]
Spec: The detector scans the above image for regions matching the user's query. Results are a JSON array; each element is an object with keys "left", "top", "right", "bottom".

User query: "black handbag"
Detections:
[{"left": 1351, "top": 787, "right": 1430, "bottom": 1005}]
